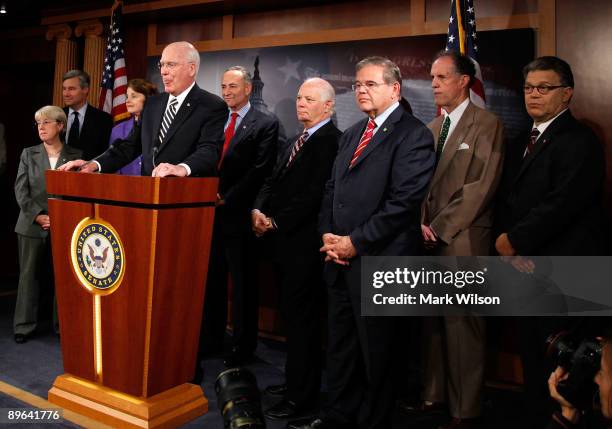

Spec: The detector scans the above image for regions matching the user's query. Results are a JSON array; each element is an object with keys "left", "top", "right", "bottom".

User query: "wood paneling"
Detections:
[
  {"left": 425, "top": 0, "right": 536, "bottom": 22},
  {"left": 234, "top": 0, "right": 410, "bottom": 38},
  {"left": 156, "top": 17, "right": 224, "bottom": 45},
  {"left": 557, "top": 0, "right": 612, "bottom": 213}
]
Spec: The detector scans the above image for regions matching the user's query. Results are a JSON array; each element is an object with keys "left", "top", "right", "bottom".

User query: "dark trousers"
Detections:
[
  {"left": 14, "top": 234, "right": 57, "bottom": 335},
  {"left": 200, "top": 220, "right": 258, "bottom": 357},
  {"left": 275, "top": 238, "right": 324, "bottom": 406},
  {"left": 324, "top": 261, "right": 398, "bottom": 429}
]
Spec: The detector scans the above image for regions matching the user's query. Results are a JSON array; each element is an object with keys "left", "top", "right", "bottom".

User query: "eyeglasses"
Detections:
[
  {"left": 34, "top": 120, "right": 60, "bottom": 127},
  {"left": 351, "top": 81, "right": 389, "bottom": 92},
  {"left": 523, "top": 85, "right": 566, "bottom": 95},
  {"left": 157, "top": 61, "right": 193, "bottom": 70}
]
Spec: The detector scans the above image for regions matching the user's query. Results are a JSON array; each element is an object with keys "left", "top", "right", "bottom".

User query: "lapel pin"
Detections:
[
  {"left": 383, "top": 128, "right": 387, "bottom": 132},
  {"left": 186, "top": 103, "right": 190, "bottom": 107}
]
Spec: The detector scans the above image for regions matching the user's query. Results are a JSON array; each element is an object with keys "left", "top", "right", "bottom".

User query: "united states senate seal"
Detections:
[{"left": 71, "top": 217, "right": 125, "bottom": 294}]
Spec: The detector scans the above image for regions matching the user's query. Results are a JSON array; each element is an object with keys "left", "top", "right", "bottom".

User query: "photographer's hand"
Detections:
[{"left": 548, "top": 366, "right": 579, "bottom": 424}]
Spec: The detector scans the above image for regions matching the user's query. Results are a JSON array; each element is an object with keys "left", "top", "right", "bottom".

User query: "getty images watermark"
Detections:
[{"left": 361, "top": 256, "right": 612, "bottom": 316}]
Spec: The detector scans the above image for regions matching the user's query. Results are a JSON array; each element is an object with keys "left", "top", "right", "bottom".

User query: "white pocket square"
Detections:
[{"left": 457, "top": 142, "right": 470, "bottom": 150}]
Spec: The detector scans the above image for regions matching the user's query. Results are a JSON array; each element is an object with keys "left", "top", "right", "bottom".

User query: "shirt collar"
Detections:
[
  {"left": 303, "top": 117, "right": 331, "bottom": 139},
  {"left": 169, "top": 81, "right": 196, "bottom": 107},
  {"left": 532, "top": 108, "right": 568, "bottom": 138},
  {"left": 442, "top": 97, "right": 470, "bottom": 124},
  {"left": 372, "top": 101, "right": 400, "bottom": 130},
  {"left": 230, "top": 101, "right": 251, "bottom": 119},
  {"left": 69, "top": 103, "right": 88, "bottom": 118}
]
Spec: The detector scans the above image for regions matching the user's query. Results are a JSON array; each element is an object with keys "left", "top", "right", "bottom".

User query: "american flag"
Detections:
[
  {"left": 99, "top": 0, "right": 129, "bottom": 123},
  {"left": 445, "top": 0, "right": 486, "bottom": 108}
]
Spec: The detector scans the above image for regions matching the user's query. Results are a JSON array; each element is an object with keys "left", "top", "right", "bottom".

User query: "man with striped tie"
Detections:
[
  {"left": 60, "top": 41, "right": 226, "bottom": 178},
  {"left": 251, "top": 78, "right": 340, "bottom": 421},
  {"left": 291, "top": 57, "right": 435, "bottom": 429}
]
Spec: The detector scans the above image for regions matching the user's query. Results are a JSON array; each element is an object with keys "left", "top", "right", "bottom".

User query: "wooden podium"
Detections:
[{"left": 45, "top": 170, "right": 218, "bottom": 428}]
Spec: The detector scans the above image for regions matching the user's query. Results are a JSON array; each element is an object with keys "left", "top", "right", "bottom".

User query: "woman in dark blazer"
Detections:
[{"left": 13, "top": 105, "right": 82, "bottom": 343}]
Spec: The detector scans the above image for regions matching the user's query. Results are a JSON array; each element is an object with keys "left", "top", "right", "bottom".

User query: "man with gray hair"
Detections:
[
  {"left": 196, "top": 64, "right": 279, "bottom": 376},
  {"left": 62, "top": 69, "right": 112, "bottom": 160},
  {"left": 60, "top": 41, "right": 226, "bottom": 178},
  {"left": 252, "top": 77, "right": 340, "bottom": 420},
  {"left": 290, "top": 57, "right": 435, "bottom": 429}
]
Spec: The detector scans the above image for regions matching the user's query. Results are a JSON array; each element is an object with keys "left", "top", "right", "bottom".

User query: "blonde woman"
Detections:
[{"left": 13, "top": 105, "right": 81, "bottom": 343}]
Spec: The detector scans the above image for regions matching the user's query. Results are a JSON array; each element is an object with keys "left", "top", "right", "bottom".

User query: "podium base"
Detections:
[{"left": 48, "top": 374, "right": 207, "bottom": 428}]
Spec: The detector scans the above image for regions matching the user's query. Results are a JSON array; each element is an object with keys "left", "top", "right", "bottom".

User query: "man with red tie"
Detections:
[
  {"left": 196, "top": 66, "right": 279, "bottom": 377},
  {"left": 290, "top": 57, "right": 435, "bottom": 429}
]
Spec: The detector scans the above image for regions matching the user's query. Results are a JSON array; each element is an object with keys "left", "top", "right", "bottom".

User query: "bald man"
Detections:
[
  {"left": 253, "top": 78, "right": 341, "bottom": 420},
  {"left": 60, "top": 41, "right": 227, "bottom": 177}
]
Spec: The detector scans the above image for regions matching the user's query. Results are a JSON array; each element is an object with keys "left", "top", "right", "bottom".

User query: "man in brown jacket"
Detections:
[{"left": 420, "top": 51, "right": 505, "bottom": 429}]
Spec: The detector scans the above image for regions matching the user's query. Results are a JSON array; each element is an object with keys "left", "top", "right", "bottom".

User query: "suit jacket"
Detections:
[
  {"left": 96, "top": 84, "right": 227, "bottom": 177},
  {"left": 64, "top": 105, "right": 112, "bottom": 160},
  {"left": 14, "top": 143, "right": 82, "bottom": 238},
  {"left": 254, "top": 120, "right": 341, "bottom": 253},
  {"left": 216, "top": 108, "right": 279, "bottom": 234},
  {"left": 318, "top": 105, "right": 435, "bottom": 281},
  {"left": 495, "top": 109, "right": 605, "bottom": 255},
  {"left": 422, "top": 101, "right": 505, "bottom": 256}
]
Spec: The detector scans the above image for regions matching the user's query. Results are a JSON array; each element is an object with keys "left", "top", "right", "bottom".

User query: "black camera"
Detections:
[
  {"left": 215, "top": 367, "right": 266, "bottom": 428},
  {"left": 546, "top": 331, "right": 602, "bottom": 409}
]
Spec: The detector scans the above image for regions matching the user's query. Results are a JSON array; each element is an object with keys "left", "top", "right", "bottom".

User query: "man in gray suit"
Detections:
[{"left": 419, "top": 51, "right": 504, "bottom": 429}]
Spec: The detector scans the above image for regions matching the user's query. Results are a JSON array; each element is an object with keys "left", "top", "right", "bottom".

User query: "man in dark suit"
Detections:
[
  {"left": 251, "top": 78, "right": 341, "bottom": 420},
  {"left": 62, "top": 70, "right": 113, "bottom": 160},
  {"left": 197, "top": 66, "right": 279, "bottom": 372},
  {"left": 291, "top": 57, "right": 435, "bottom": 429},
  {"left": 60, "top": 41, "right": 226, "bottom": 178},
  {"left": 495, "top": 56, "right": 606, "bottom": 428},
  {"left": 419, "top": 51, "right": 505, "bottom": 429}
]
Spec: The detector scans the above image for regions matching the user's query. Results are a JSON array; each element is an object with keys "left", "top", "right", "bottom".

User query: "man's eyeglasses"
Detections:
[
  {"left": 351, "top": 81, "right": 389, "bottom": 92},
  {"left": 523, "top": 85, "right": 566, "bottom": 95},
  {"left": 157, "top": 61, "right": 192, "bottom": 70},
  {"left": 34, "top": 120, "right": 60, "bottom": 127}
]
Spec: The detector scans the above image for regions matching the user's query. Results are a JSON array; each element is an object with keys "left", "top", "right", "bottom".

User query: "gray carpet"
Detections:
[{"left": 0, "top": 286, "right": 527, "bottom": 428}]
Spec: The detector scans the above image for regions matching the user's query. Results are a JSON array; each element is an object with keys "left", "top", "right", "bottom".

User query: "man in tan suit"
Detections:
[{"left": 419, "top": 51, "right": 504, "bottom": 429}]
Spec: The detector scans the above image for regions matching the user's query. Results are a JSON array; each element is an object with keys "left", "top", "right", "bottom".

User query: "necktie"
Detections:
[
  {"left": 286, "top": 130, "right": 309, "bottom": 167},
  {"left": 436, "top": 116, "right": 451, "bottom": 161},
  {"left": 219, "top": 112, "right": 238, "bottom": 168},
  {"left": 524, "top": 128, "right": 540, "bottom": 157},
  {"left": 349, "top": 118, "right": 377, "bottom": 168},
  {"left": 68, "top": 111, "right": 80, "bottom": 147},
  {"left": 158, "top": 98, "right": 178, "bottom": 144}
]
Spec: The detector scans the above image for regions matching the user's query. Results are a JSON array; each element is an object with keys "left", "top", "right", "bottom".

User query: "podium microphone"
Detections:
[{"left": 152, "top": 146, "right": 159, "bottom": 168}]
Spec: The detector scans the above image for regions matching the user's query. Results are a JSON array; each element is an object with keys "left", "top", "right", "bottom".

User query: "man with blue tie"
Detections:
[{"left": 291, "top": 57, "right": 435, "bottom": 429}]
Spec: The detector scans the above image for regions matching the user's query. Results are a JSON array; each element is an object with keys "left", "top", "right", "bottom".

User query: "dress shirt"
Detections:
[
  {"left": 225, "top": 102, "right": 251, "bottom": 131},
  {"left": 441, "top": 96, "right": 470, "bottom": 147},
  {"left": 303, "top": 117, "right": 331, "bottom": 141}
]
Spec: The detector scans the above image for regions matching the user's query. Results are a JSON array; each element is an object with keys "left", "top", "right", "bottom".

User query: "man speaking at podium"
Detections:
[{"left": 59, "top": 41, "right": 227, "bottom": 178}]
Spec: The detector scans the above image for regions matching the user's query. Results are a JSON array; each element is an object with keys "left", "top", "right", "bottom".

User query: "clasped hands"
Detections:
[
  {"left": 35, "top": 214, "right": 50, "bottom": 231},
  {"left": 320, "top": 233, "right": 356, "bottom": 266}
]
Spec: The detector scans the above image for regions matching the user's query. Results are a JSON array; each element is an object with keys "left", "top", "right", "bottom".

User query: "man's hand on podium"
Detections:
[
  {"left": 57, "top": 159, "right": 99, "bottom": 173},
  {"left": 151, "top": 163, "right": 187, "bottom": 178}
]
